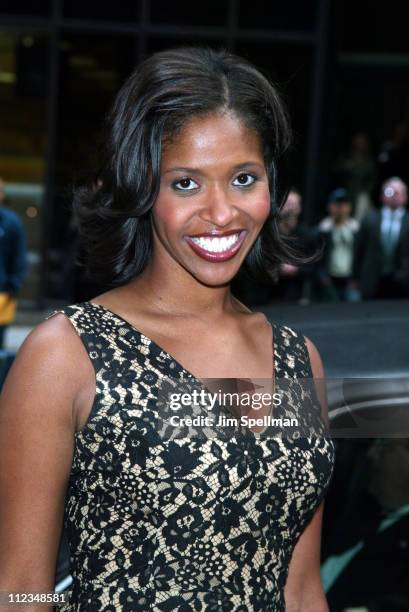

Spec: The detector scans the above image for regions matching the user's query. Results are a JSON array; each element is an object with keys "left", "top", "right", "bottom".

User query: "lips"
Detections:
[{"left": 184, "top": 229, "right": 248, "bottom": 262}]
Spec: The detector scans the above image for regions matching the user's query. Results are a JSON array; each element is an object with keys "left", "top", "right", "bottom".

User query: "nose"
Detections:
[{"left": 200, "top": 182, "right": 236, "bottom": 228}]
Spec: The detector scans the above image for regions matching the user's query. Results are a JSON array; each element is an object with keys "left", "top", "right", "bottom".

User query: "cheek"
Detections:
[
  {"left": 152, "top": 193, "right": 186, "bottom": 235},
  {"left": 250, "top": 191, "right": 271, "bottom": 223}
]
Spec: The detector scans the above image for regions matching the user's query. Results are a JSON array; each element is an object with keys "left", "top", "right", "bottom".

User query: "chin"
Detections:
[{"left": 188, "top": 265, "right": 241, "bottom": 287}]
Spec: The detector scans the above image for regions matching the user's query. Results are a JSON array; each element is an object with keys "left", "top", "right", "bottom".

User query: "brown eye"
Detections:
[
  {"left": 172, "top": 177, "right": 199, "bottom": 191},
  {"left": 233, "top": 173, "right": 257, "bottom": 187}
]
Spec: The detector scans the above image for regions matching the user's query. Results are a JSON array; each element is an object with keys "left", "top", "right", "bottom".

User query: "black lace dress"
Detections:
[{"left": 46, "top": 301, "right": 335, "bottom": 611}]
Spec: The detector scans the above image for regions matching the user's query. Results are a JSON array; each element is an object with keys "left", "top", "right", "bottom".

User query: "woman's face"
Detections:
[{"left": 151, "top": 112, "right": 270, "bottom": 287}]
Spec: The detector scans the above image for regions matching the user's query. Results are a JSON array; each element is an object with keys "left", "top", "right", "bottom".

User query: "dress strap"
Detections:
[{"left": 273, "top": 323, "right": 314, "bottom": 379}]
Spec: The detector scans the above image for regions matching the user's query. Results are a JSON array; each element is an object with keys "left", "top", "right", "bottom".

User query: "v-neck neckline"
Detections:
[
  {"left": 84, "top": 300, "right": 278, "bottom": 433},
  {"left": 85, "top": 299, "right": 277, "bottom": 380}
]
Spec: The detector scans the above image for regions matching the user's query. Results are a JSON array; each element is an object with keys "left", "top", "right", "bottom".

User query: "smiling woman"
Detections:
[
  {"left": 0, "top": 47, "right": 335, "bottom": 611},
  {"left": 151, "top": 112, "right": 271, "bottom": 284},
  {"left": 71, "top": 46, "right": 313, "bottom": 288}
]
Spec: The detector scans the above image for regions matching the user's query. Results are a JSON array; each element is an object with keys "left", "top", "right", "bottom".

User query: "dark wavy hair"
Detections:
[{"left": 73, "top": 45, "right": 319, "bottom": 286}]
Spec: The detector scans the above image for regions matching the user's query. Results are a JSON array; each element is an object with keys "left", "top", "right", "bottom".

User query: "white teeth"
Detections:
[{"left": 190, "top": 233, "right": 241, "bottom": 253}]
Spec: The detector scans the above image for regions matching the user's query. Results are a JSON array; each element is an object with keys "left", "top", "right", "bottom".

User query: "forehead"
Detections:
[{"left": 161, "top": 112, "right": 264, "bottom": 167}]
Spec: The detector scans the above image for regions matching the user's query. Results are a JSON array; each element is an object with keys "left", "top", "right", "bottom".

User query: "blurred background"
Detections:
[
  {"left": 0, "top": 0, "right": 408, "bottom": 312},
  {"left": 1, "top": 2, "right": 409, "bottom": 611}
]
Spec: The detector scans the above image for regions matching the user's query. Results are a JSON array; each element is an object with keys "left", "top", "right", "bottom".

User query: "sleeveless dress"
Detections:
[{"left": 46, "top": 301, "right": 335, "bottom": 611}]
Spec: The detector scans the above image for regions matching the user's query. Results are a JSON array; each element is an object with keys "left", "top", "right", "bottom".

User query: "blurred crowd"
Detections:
[
  {"left": 275, "top": 175, "right": 409, "bottom": 304},
  {"left": 271, "top": 124, "right": 409, "bottom": 306}
]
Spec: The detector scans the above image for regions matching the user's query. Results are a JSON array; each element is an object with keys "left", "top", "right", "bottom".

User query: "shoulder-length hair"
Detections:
[{"left": 73, "top": 45, "right": 318, "bottom": 286}]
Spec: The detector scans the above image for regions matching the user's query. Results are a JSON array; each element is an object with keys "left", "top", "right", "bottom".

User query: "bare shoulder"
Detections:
[
  {"left": 11, "top": 312, "right": 89, "bottom": 378},
  {"left": 17, "top": 309, "right": 80, "bottom": 348},
  {"left": 1, "top": 312, "right": 93, "bottom": 431}
]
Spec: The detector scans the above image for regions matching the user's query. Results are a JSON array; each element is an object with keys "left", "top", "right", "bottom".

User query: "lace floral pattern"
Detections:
[{"left": 46, "top": 301, "right": 335, "bottom": 611}]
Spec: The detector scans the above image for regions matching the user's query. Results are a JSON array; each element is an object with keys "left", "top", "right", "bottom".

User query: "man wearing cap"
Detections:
[
  {"left": 317, "top": 188, "right": 360, "bottom": 301},
  {"left": 351, "top": 177, "right": 409, "bottom": 299}
]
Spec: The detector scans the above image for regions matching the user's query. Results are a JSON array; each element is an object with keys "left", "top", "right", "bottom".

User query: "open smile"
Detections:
[{"left": 184, "top": 230, "right": 248, "bottom": 262}]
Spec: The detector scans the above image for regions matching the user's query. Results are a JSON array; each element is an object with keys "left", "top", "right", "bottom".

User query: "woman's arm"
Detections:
[
  {"left": 284, "top": 336, "right": 331, "bottom": 612},
  {"left": 0, "top": 315, "right": 92, "bottom": 611}
]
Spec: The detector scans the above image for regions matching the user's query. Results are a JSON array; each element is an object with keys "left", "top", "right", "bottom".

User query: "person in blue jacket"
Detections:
[{"left": 0, "top": 178, "right": 28, "bottom": 349}]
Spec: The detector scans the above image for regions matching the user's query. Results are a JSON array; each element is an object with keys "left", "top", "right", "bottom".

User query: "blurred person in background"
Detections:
[
  {"left": 378, "top": 122, "right": 409, "bottom": 188},
  {"left": 316, "top": 188, "right": 360, "bottom": 302},
  {"left": 351, "top": 177, "right": 409, "bottom": 299},
  {"left": 274, "top": 187, "right": 318, "bottom": 303},
  {"left": 0, "top": 177, "right": 28, "bottom": 349},
  {"left": 332, "top": 131, "right": 377, "bottom": 223}
]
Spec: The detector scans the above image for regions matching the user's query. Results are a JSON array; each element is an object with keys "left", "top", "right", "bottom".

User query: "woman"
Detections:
[{"left": 0, "top": 47, "right": 335, "bottom": 611}]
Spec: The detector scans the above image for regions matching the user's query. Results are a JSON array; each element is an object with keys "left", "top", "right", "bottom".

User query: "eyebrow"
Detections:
[{"left": 162, "top": 162, "right": 265, "bottom": 175}]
